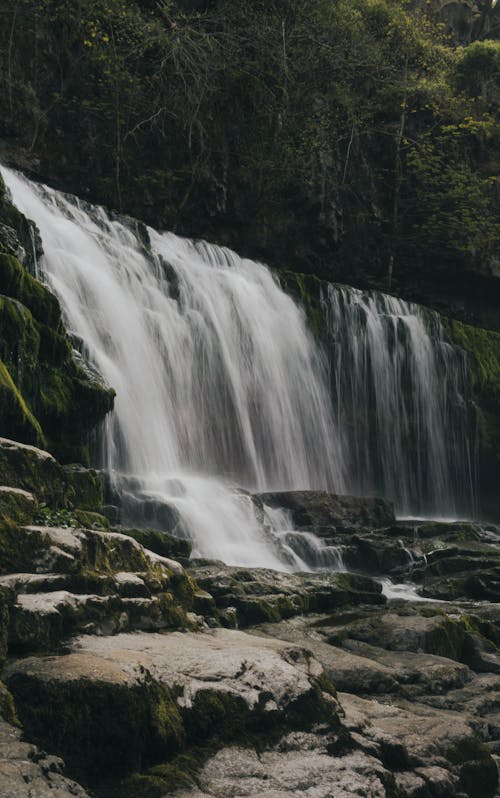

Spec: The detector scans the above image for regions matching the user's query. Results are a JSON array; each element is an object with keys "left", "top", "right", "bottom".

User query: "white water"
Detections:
[
  {"left": 1, "top": 166, "right": 478, "bottom": 570},
  {"left": 324, "top": 285, "right": 477, "bottom": 518},
  {"left": 2, "top": 166, "right": 344, "bottom": 568}
]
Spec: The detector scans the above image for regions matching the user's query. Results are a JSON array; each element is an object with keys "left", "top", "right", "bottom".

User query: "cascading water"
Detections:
[
  {"left": 323, "top": 284, "right": 477, "bottom": 518},
  {"left": 1, "top": 166, "right": 345, "bottom": 569},
  {"left": 1, "top": 166, "right": 478, "bottom": 570}
]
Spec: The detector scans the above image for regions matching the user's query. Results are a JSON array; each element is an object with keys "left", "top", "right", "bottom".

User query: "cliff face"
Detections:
[
  {"left": 0, "top": 175, "right": 114, "bottom": 463},
  {"left": 0, "top": 0, "right": 499, "bottom": 329}
]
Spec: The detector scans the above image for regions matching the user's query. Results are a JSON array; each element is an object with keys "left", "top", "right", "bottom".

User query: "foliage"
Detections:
[
  {"left": 0, "top": 0, "right": 498, "bottom": 288},
  {"left": 34, "top": 503, "right": 77, "bottom": 527}
]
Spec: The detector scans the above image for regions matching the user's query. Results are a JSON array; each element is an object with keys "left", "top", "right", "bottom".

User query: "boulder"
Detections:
[
  {"left": 4, "top": 628, "right": 338, "bottom": 782},
  {"left": 256, "top": 490, "right": 395, "bottom": 531},
  {"left": 189, "top": 563, "right": 385, "bottom": 627}
]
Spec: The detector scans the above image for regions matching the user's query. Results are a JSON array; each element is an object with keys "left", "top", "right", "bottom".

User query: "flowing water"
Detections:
[
  {"left": 1, "top": 166, "right": 344, "bottom": 568},
  {"left": 1, "top": 166, "right": 477, "bottom": 569},
  {"left": 324, "top": 285, "right": 477, "bottom": 519}
]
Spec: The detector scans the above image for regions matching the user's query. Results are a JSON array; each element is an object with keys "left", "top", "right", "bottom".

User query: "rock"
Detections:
[
  {"left": 256, "top": 490, "right": 395, "bottom": 530},
  {"left": 169, "top": 740, "right": 390, "bottom": 798},
  {"left": 0, "top": 486, "right": 36, "bottom": 525},
  {"left": 189, "top": 563, "right": 385, "bottom": 627},
  {"left": 0, "top": 717, "right": 90, "bottom": 798},
  {"left": 4, "top": 628, "right": 338, "bottom": 782},
  {"left": 254, "top": 617, "right": 399, "bottom": 695},
  {"left": 0, "top": 438, "right": 68, "bottom": 506},
  {"left": 63, "top": 464, "right": 103, "bottom": 511},
  {"left": 120, "top": 527, "right": 192, "bottom": 564}
]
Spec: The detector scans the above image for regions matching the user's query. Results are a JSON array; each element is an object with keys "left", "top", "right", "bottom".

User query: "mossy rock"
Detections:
[
  {"left": 447, "top": 736, "right": 499, "bottom": 798},
  {"left": 0, "top": 680, "right": 19, "bottom": 726},
  {"left": 445, "top": 318, "right": 500, "bottom": 520},
  {"left": 0, "top": 253, "right": 61, "bottom": 327},
  {"left": 0, "top": 588, "right": 8, "bottom": 665},
  {"left": 73, "top": 509, "right": 109, "bottom": 530},
  {"left": 0, "top": 294, "right": 40, "bottom": 367},
  {"left": 0, "top": 361, "right": 44, "bottom": 446},
  {"left": 424, "top": 618, "right": 465, "bottom": 660},
  {"left": 280, "top": 271, "right": 327, "bottom": 338},
  {"left": 0, "top": 485, "right": 37, "bottom": 525},
  {"left": 0, "top": 520, "right": 51, "bottom": 575},
  {"left": 7, "top": 672, "right": 185, "bottom": 783},
  {"left": 63, "top": 465, "right": 103, "bottom": 512},
  {"left": 120, "top": 527, "right": 192, "bottom": 564},
  {"left": 0, "top": 438, "right": 68, "bottom": 506}
]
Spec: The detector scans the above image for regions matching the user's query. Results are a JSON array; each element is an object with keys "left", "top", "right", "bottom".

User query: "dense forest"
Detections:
[{"left": 1, "top": 0, "right": 499, "bottom": 322}]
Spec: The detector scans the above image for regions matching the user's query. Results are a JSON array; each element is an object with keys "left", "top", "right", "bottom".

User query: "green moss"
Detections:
[
  {"left": 447, "top": 736, "right": 498, "bottom": 798},
  {"left": 446, "top": 319, "right": 500, "bottom": 405},
  {"left": 424, "top": 618, "right": 465, "bottom": 660},
  {"left": 0, "top": 295, "right": 40, "bottom": 367},
  {"left": 0, "top": 360, "right": 44, "bottom": 445},
  {"left": 460, "top": 614, "right": 500, "bottom": 649},
  {"left": 7, "top": 673, "right": 185, "bottom": 783},
  {"left": 0, "top": 681, "right": 20, "bottom": 726},
  {"left": 0, "top": 520, "right": 48, "bottom": 575},
  {"left": 279, "top": 271, "right": 327, "bottom": 338},
  {"left": 0, "top": 253, "right": 61, "bottom": 327},
  {"left": 0, "top": 589, "right": 8, "bottom": 665},
  {"left": 122, "top": 528, "right": 192, "bottom": 563},
  {"left": 63, "top": 466, "right": 103, "bottom": 511},
  {"left": 74, "top": 509, "right": 109, "bottom": 529},
  {"left": 0, "top": 486, "right": 36, "bottom": 525}
]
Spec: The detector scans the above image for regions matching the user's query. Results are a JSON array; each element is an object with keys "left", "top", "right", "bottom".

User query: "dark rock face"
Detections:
[
  {"left": 257, "top": 491, "right": 396, "bottom": 531},
  {"left": 0, "top": 176, "right": 114, "bottom": 461}
]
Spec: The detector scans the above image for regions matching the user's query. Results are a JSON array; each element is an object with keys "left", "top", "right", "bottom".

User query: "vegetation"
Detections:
[{"left": 0, "top": 0, "right": 498, "bottom": 297}]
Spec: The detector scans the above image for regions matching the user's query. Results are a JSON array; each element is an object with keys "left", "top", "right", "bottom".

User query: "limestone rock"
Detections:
[
  {"left": 4, "top": 629, "right": 337, "bottom": 782},
  {"left": 0, "top": 718, "right": 90, "bottom": 798}
]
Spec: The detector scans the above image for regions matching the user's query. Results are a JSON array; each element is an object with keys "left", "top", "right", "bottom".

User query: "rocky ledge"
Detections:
[{"left": 0, "top": 441, "right": 499, "bottom": 797}]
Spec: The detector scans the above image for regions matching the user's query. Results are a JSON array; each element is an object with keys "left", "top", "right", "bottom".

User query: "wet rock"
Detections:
[
  {"left": 189, "top": 563, "right": 385, "bottom": 626},
  {"left": 256, "top": 490, "right": 395, "bottom": 531},
  {"left": 119, "top": 527, "right": 192, "bottom": 564}
]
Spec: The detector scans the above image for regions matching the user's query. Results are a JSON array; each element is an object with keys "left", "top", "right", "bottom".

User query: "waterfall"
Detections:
[
  {"left": 324, "top": 284, "right": 477, "bottom": 518},
  {"left": 1, "top": 166, "right": 477, "bottom": 568},
  {"left": 1, "top": 166, "right": 344, "bottom": 568}
]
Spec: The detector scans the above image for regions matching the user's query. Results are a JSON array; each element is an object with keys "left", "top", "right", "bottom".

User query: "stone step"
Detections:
[{"left": 8, "top": 588, "right": 201, "bottom": 651}]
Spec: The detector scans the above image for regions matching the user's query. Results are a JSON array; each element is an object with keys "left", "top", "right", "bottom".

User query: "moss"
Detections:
[
  {"left": 445, "top": 318, "right": 500, "bottom": 519},
  {"left": 63, "top": 466, "right": 103, "bottom": 512},
  {"left": 0, "top": 253, "right": 61, "bottom": 327},
  {"left": 7, "top": 673, "right": 185, "bottom": 783},
  {"left": 0, "top": 520, "right": 48, "bottom": 575},
  {"left": 121, "top": 528, "right": 192, "bottom": 563},
  {"left": 0, "top": 439, "right": 69, "bottom": 506},
  {"left": 447, "top": 736, "right": 498, "bottom": 798},
  {"left": 424, "top": 618, "right": 465, "bottom": 660},
  {"left": 279, "top": 270, "right": 327, "bottom": 338},
  {"left": 0, "top": 361, "right": 44, "bottom": 445},
  {"left": 74, "top": 509, "right": 110, "bottom": 530},
  {"left": 460, "top": 614, "right": 500, "bottom": 649},
  {"left": 0, "top": 589, "right": 8, "bottom": 665},
  {"left": 0, "top": 681, "right": 20, "bottom": 726},
  {"left": 0, "top": 486, "right": 36, "bottom": 525},
  {"left": 0, "top": 295, "right": 40, "bottom": 367}
]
